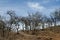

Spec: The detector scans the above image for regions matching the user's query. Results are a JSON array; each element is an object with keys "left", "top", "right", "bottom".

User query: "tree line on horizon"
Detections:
[{"left": 0, "top": 8, "right": 60, "bottom": 37}]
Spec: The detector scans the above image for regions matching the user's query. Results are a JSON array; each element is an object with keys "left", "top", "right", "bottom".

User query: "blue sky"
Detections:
[{"left": 0, "top": 0, "right": 60, "bottom": 17}]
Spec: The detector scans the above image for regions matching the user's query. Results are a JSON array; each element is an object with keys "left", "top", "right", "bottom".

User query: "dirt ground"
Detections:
[{"left": 0, "top": 26, "right": 60, "bottom": 40}]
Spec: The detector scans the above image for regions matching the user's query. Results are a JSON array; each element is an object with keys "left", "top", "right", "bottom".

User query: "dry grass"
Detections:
[{"left": 0, "top": 26, "right": 60, "bottom": 40}]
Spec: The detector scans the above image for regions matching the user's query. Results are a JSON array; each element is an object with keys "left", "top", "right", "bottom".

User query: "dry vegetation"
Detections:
[
  {"left": 0, "top": 26, "right": 60, "bottom": 40},
  {"left": 0, "top": 9, "right": 60, "bottom": 40}
]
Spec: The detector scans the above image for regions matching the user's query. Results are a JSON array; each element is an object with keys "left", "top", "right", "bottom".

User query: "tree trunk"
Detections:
[
  {"left": 22, "top": 23, "right": 24, "bottom": 31},
  {"left": 54, "top": 18, "right": 56, "bottom": 26},
  {"left": 42, "top": 23, "right": 44, "bottom": 31},
  {"left": 30, "top": 25, "right": 31, "bottom": 31},
  {"left": 25, "top": 24, "right": 28, "bottom": 30},
  {"left": 2, "top": 26, "right": 5, "bottom": 37}
]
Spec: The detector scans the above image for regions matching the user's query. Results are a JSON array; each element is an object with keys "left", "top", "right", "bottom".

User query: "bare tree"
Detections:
[
  {"left": 50, "top": 9, "right": 60, "bottom": 26},
  {"left": 41, "top": 15, "right": 47, "bottom": 30},
  {"left": 7, "top": 10, "right": 20, "bottom": 34},
  {"left": 27, "top": 12, "right": 42, "bottom": 30}
]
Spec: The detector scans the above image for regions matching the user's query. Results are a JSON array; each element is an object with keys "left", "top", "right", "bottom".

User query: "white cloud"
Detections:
[
  {"left": 42, "top": 0, "right": 59, "bottom": 3},
  {"left": 42, "top": 0, "right": 50, "bottom": 3},
  {"left": 27, "top": 2, "right": 46, "bottom": 12},
  {"left": 27, "top": 2, "right": 60, "bottom": 16}
]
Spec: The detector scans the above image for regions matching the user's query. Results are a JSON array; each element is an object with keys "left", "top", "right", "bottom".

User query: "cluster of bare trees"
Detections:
[{"left": 0, "top": 8, "right": 60, "bottom": 37}]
